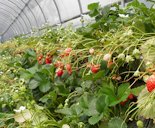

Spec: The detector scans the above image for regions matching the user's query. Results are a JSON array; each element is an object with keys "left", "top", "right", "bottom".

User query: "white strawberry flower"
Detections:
[
  {"left": 0, "top": 98, "right": 4, "bottom": 101},
  {"left": 118, "top": 53, "right": 125, "bottom": 60},
  {"left": 123, "top": 29, "right": 133, "bottom": 36},
  {"left": 14, "top": 106, "right": 26, "bottom": 113},
  {"left": 15, "top": 90, "right": 19, "bottom": 93},
  {"left": 19, "top": 106, "right": 26, "bottom": 111},
  {"left": 62, "top": 124, "right": 70, "bottom": 128},
  {"left": 126, "top": 55, "right": 134, "bottom": 63},
  {"left": 118, "top": 14, "right": 129, "bottom": 18},
  {"left": 65, "top": 99, "right": 69, "bottom": 103},
  {"left": 146, "top": 61, "right": 152, "bottom": 67},
  {"left": 0, "top": 71, "right": 3, "bottom": 75},
  {"left": 76, "top": 102, "right": 80, "bottom": 105},
  {"left": 100, "top": 38, "right": 105, "bottom": 42},
  {"left": 14, "top": 106, "right": 32, "bottom": 123},
  {"left": 133, "top": 48, "right": 140, "bottom": 55},
  {"left": 140, "top": 56, "right": 143, "bottom": 60},
  {"left": 78, "top": 122, "right": 84, "bottom": 127}
]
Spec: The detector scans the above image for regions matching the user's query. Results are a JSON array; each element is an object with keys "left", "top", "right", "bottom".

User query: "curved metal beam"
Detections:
[
  {"left": 0, "top": 15, "right": 19, "bottom": 33},
  {"left": 0, "top": 8, "right": 26, "bottom": 33},
  {"left": 0, "top": 2, "right": 27, "bottom": 33},
  {"left": 53, "top": 0, "right": 62, "bottom": 24},
  {"left": 7, "top": 0, "right": 30, "bottom": 32},
  {"left": 21, "top": 0, "right": 39, "bottom": 28},
  {"left": 34, "top": 0, "right": 47, "bottom": 23},
  {"left": 0, "top": 7, "right": 24, "bottom": 34},
  {"left": 0, "top": 21, "right": 17, "bottom": 36},
  {"left": 1, "top": 0, "right": 33, "bottom": 36},
  {"left": 0, "top": 8, "right": 22, "bottom": 33},
  {"left": 0, "top": 19, "right": 19, "bottom": 36},
  {"left": 0, "top": 25, "right": 16, "bottom": 37},
  {"left": 3, "top": 26, "right": 17, "bottom": 36},
  {"left": 8, "top": 0, "right": 32, "bottom": 29}
]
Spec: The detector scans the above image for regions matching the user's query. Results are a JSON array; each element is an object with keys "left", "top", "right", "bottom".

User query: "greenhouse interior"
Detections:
[{"left": 1, "top": 0, "right": 155, "bottom": 127}]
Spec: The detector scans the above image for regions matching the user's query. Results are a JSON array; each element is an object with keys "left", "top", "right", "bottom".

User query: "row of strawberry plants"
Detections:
[{"left": 1, "top": 0, "right": 155, "bottom": 127}]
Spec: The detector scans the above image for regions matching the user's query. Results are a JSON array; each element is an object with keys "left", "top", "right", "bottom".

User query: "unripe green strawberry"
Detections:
[
  {"left": 62, "top": 124, "right": 70, "bottom": 128},
  {"left": 20, "top": 86, "right": 26, "bottom": 92},
  {"left": 118, "top": 53, "right": 125, "bottom": 60},
  {"left": 12, "top": 93, "right": 19, "bottom": 100},
  {"left": 133, "top": 70, "right": 140, "bottom": 77},
  {"left": 136, "top": 120, "right": 143, "bottom": 128}
]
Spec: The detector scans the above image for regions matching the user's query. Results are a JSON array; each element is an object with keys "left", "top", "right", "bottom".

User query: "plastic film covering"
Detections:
[
  {"left": 39, "top": 0, "right": 60, "bottom": 25},
  {"left": 0, "top": 0, "right": 123, "bottom": 42}
]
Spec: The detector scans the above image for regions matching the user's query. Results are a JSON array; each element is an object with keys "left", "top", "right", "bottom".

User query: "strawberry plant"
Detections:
[{"left": 1, "top": 0, "right": 155, "bottom": 127}]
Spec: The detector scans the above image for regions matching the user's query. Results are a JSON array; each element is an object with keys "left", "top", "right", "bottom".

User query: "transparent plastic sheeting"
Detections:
[{"left": 0, "top": 0, "right": 122, "bottom": 41}]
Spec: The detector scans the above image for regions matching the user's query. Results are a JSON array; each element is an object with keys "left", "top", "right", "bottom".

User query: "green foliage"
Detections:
[
  {"left": 88, "top": 3, "right": 100, "bottom": 17},
  {"left": 108, "top": 117, "right": 127, "bottom": 128},
  {"left": 0, "top": 0, "right": 154, "bottom": 127}
]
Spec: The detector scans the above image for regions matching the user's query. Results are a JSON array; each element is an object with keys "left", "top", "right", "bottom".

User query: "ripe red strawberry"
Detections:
[
  {"left": 91, "top": 64, "right": 100, "bottom": 73},
  {"left": 37, "top": 54, "right": 43, "bottom": 64},
  {"left": 65, "top": 64, "right": 72, "bottom": 75},
  {"left": 56, "top": 68, "right": 63, "bottom": 77},
  {"left": 120, "top": 100, "right": 128, "bottom": 106},
  {"left": 146, "top": 74, "right": 155, "bottom": 92},
  {"left": 45, "top": 57, "right": 52, "bottom": 64},
  {"left": 128, "top": 93, "right": 134, "bottom": 100},
  {"left": 64, "top": 48, "right": 72, "bottom": 56}
]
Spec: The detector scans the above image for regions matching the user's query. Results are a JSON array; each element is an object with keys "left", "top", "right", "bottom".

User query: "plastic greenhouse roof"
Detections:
[{"left": 0, "top": 0, "right": 123, "bottom": 41}]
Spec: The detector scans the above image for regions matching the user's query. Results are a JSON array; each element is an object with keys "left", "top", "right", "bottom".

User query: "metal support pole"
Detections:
[
  {"left": 77, "top": 0, "right": 84, "bottom": 27},
  {"left": 34, "top": 0, "right": 47, "bottom": 23},
  {"left": 53, "top": 0, "right": 62, "bottom": 24},
  {"left": 121, "top": 0, "right": 125, "bottom": 7}
]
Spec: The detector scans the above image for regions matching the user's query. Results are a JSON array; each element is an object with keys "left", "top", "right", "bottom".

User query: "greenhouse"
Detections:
[{"left": 1, "top": 0, "right": 155, "bottom": 127}]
